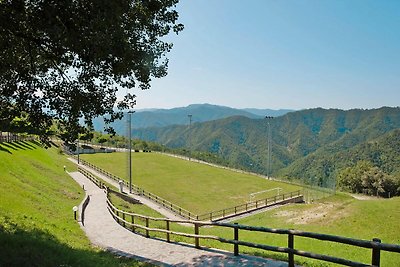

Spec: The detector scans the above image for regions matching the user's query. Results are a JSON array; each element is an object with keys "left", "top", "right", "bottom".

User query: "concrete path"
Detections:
[{"left": 69, "top": 171, "right": 293, "bottom": 266}]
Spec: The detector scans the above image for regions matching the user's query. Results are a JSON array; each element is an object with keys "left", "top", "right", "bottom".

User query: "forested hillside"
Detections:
[{"left": 133, "top": 107, "right": 400, "bottom": 192}]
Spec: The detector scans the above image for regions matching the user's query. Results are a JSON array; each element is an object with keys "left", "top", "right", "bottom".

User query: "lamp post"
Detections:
[
  {"left": 188, "top": 114, "right": 192, "bottom": 161},
  {"left": 265, "top": 116, "right": 274, "bottom": 179},
  {"left": 73, "top": 206, "right": 78, "bottom": 220},
  {"left": 128, "top": 110, "right": 135, "bottom": 193}
]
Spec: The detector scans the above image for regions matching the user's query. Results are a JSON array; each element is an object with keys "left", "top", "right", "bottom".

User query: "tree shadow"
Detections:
[
  {"left": 0, "top": 142, "right": 17, "bottom": 151},
  {"left": 1, "top": 141, "right": 26, "bottom": 150},
  {"left": 173, "top": 252, "right": 290, "bottom": 266},
  {"left": 31, "top": 140, "right": 43, "bottom": 147},
  {"left": 13, "top": 141, "right": 35, "bottom": 150},
  {"left": 0, "top": 220, "right": 149, "bottom": 267},
  {"left": 0, "top": 143, "right": 12, "bottom": 154}
]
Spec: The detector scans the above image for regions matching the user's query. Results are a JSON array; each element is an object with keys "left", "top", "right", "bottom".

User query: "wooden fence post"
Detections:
[
  {"left": 122, "top": 213, "right": 125, "bottom": 228},
  {"left": 372, "top": 238, "right": 381, "bottom": 266},
  {"left": 234, "top": 223, "right": 239, "bottom": 256},
  {"left": 195, "top": 223, "right": 200, "bottom": 248},
  {"left": 131, "top": 215, "right": 135, "bottom": 232},
  {"left": 145, "top": 218, "right": 149, "bottom": 238},
  {"left": 288, "top": 231, "right": 295, "bottom": 267},
  {"left": 166, "top": 220, "right": 170, "bottom": 242}
]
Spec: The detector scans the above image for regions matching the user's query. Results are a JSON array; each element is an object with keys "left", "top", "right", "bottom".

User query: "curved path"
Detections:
[{"left": 69, "top": 171, "right": 292, "bottom": 266}]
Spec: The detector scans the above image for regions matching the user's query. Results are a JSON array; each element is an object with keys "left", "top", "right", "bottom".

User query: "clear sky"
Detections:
[{"left": 127, "top": 0, "right": 400, "bottom": 110}]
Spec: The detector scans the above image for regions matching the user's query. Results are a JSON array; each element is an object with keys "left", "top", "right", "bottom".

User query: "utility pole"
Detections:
[
  {"left": 188, "top": 114, "right": 192, "bottom": 161},
  {"left": 128, "top": 110, "right": 135, "bottom": 193},
  {"left": 265, "top": 116, "right": 274, "bottom": 179}
]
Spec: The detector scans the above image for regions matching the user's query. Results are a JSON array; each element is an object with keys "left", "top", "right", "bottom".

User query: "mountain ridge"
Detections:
[{"left": 92, "top": 103, "right": 294, "bottom": 134}]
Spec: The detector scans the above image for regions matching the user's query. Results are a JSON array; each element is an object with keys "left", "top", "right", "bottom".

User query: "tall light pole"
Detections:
[
  {"left": 128, "top": 110, "right": 135, "bottom": 193},
  {"left": 265, "top": 116, "right": 274, "bottom": 179},
  {"left": 188, "top": 114, "right": 192, "bottom": 161},
  {"left": 77, "top": 137, "right": 80, "bottom": 164}
]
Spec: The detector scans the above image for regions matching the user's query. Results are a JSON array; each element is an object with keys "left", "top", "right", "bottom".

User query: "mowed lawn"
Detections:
[
  {"left": 233, "top": 194, "right": 400, "bottom": 266},
  {"left": 80, "top": 152, "right": 302, "bottom": 214}
]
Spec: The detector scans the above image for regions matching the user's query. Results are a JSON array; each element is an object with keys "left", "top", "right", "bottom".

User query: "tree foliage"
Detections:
[
  {"left": 0, "top": 0, "right": 183, "bottom": 143},
  {"left": 338, "top": 160, "right": 400, "bottom": 197}
]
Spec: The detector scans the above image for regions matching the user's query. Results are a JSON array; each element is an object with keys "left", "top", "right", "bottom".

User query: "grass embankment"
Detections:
[
  {"left": 81, "top": 152, "right": 302, "bottom": 214},
  {"left": 0, "top": 141, "right": 150, "bottom": 267}
]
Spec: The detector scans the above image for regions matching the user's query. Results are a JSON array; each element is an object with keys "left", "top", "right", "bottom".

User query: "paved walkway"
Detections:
[{"left": 68, "top": 170, "right": 293, "bottom": 266}]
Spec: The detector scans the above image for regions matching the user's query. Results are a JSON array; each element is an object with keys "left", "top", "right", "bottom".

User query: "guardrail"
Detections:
[
  {"left": 105, "top": 193, "right": 400, "bottom": 267},
  {"left": 80, "top": 195, "right": 90, "bottom": 226}
]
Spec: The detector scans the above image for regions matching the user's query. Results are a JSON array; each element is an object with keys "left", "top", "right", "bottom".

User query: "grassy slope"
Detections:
[
  {"left": 234, "top": 194, "right": 400, "bottom": 266},
  {"left": 0, "top": 141, "right": 149, "bottom": 267},
  {"left": 81, "top": 152, "right": 302, "bottom": 214}
]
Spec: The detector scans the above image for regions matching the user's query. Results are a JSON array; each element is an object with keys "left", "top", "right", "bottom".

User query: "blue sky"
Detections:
[{"left": 129, "top": 0, "right": 400, "bottom": 110}]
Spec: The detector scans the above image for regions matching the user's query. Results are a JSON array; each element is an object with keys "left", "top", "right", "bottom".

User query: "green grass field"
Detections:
[
  {"left": 0, "top": 141, "right": 150, "bottom": 267},
  {"left": 81, "top": 152, "right": 302, "bottom": 214}
]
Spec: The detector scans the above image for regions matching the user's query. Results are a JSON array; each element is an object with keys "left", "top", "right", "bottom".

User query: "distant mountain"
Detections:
[
  {"left": 92, "top": 104, "right": 292, "bottom": 134},
  {"left": 133, "top": 107, "right": 400, "bottom": 187},
  {"left": 242, "top": 108, "right": 294, "bottom": 117}
]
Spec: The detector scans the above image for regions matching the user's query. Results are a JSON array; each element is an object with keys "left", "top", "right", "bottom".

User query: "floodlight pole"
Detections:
[
  {"left": 128, "top": 110, "right": 135, "bottom": 193},
  {"left": 77, "top": 138, "right": 80, "bottom": 164},
  {"left": 265, "top": 116, "right": 274, "bottom": 179},
  {"left": 188, "top": 114, "right": 192, "bottom": 161}
]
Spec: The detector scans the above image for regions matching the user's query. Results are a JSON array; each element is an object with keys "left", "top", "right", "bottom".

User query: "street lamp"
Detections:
[
  {"left": 265, "top": 116, "right": 274, "bottom": 179},
  {"left": 188, "top": 114, "right": 192, "bottom": 161},
  {"left": 128, "top": 110, "right": 135, "bottom": 193}
]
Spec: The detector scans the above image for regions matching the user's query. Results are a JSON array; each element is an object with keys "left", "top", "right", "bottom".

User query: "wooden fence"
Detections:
[
  {"left": 197, "top": 190, "right": 303, "bottom": 221},
  {"left": 105, "top": 194, "right": 400, "bottom": 267},
  {"left": 0, "top": 132, "right": 36, "bottom": 143},
  {"left": 77, "top": 159, "right": 303, "bottom": 222}
]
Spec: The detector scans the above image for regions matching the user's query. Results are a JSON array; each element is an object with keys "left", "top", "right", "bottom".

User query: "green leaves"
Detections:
[{"left": 0, "top": 0, "right": 183, "bottom": 144}]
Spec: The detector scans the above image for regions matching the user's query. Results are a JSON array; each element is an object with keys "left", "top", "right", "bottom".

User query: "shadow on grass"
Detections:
[
  {"left": 0, "top": 220, "right": 151, "bottom": 267},
  {"left": 0, "top": 143, "right": 12, "bottom": 154},
  {"left": 0, "top": 141, "right": 40, "bottom": 153},
  {"left": 13, "top": 141, "right": 35, "bottom": 150}
]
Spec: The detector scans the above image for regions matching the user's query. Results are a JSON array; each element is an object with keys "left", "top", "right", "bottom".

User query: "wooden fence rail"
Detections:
[
  {"left": 105, "top": 195, "right": 400, "bottom": 267},
  {"left": 0, "top": 133, "right": 36, "bottom": 143},
  {"left": 197, "top": 190, "right": 303, "bottom": 221}
]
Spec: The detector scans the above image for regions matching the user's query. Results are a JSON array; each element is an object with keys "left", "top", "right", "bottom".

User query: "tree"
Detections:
[{"left": 0, "top": 0, "right": 183, "bottom": 144}]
